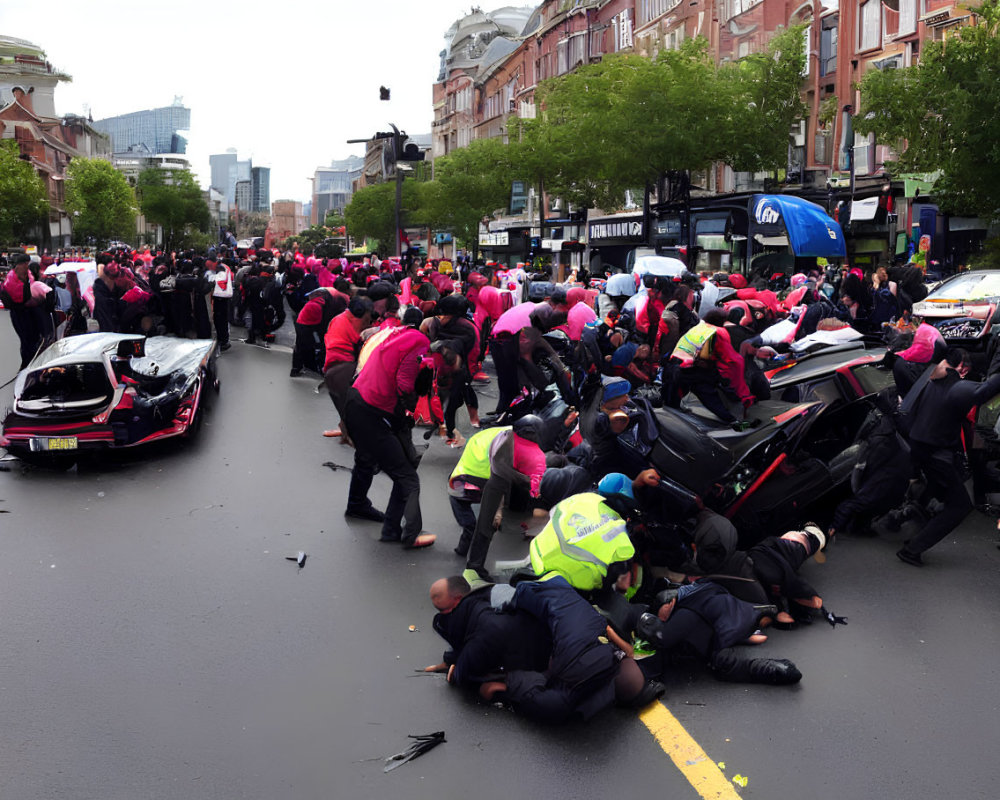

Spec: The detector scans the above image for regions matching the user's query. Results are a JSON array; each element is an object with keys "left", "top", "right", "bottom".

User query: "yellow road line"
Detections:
[{"left": 639, "top": 701, "right": 742, "bottom": 800}]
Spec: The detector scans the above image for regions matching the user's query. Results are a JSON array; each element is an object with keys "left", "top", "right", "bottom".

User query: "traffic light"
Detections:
[{"left": 390, "top": 124, "right": 425, "bottom": 163}]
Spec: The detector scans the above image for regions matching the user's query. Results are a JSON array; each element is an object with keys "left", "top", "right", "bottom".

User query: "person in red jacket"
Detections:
[
  {"left": 343, "top": 308, "right": 437, "bottom": 548},
  {"left": 322, "top": 296, "right": 373, "bottom": 442},
  {"left": 292, "top": 286, "right": 349, "bottom": 377}
]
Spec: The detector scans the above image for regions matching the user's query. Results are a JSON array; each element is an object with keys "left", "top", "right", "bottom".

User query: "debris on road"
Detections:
[
  {"left": 285, "top": 551, "right": 307, "bottom": 569},
  {"left": 383, "top": 731, "right": 446, "bottom": 773}
]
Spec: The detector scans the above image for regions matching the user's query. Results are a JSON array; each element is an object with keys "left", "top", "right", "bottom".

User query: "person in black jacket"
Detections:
[
  {"left": 629, "top": 584, "right": 802, "bottom": 685},
  {"left": 93, "top": 262, "right": 123, "bottom": 333},
  {"left": 1, "top": 255, "right": 50, "bottom": 367},
  {"left": 897, "top": 347, "right": 1000, "bottom": 565}
]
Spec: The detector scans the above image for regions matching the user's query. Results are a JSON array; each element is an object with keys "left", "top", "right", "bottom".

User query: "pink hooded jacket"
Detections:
[
  {"left": 897, "top": 323, "right": 945, "bottom": 363},
  {"left": 353, "top": 326, "right": 430, "bottom": 415}
]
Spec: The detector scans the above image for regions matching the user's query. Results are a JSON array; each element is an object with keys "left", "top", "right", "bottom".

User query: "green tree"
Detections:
[
  {"left": 522, "top": 32, "right": 806, "bottom": 210},
  {"left": 323, "top": 210, "right": 346, "bottom": 230},
  {"left": 419, "top": 137, "right": 514, "bottom": 250},
  {"left": 234, "top": 211, "right": 270, "bottom": 239},
  {"left": 344, "top": 180, "right": 425, "bottom": 254},
  {"left": 721, "top": 24, "right": 808, "bottom": 174},
  {"left": 0, "top": 139, "right": 49, "bottom": 244},
  {"left": 137, "top": 168, "right": 211, "bottom": 252},
  {"left": 856, "top": 0, "right": 1000, "bottom": 218},
  {"left": 64, "top": 157, "right": 137, "bottom": 246}
]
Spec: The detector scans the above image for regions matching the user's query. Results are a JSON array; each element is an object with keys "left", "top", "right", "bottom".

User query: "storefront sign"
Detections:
[
  {"left": 589, "top": 218, "right": 645, "bottom": 243},
  {"left": 479, "top": 231, "right": 510, "bottom": 247}
]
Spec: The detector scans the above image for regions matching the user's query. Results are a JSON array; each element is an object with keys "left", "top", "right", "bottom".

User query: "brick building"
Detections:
[{"left": 0, "top": 37, "right": 111, "bottom": 248}]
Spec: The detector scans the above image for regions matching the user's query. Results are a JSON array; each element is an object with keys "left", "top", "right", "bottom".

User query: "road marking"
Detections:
[{"left": 639, "top": 701, "right": 742, "bottom": 800}]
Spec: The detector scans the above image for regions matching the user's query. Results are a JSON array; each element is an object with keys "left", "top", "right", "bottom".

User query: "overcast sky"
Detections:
[{"left": 1, "top": 1, "right": 503, "bottom": 204}]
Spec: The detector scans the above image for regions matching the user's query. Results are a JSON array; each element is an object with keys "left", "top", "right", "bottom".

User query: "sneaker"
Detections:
[
  {"left": 345, "top": 505, "right": 385, "bottom": 523},
  {"left": 290, "top": 368, "right": 302, "bottom": 377},
  {"left": 472, "top": 371, "right": 490, "bottom": 383},
  {"left": 219, "top": 343, "right": 231, "bottom": 352},
  {"left": 463, "top": 567, "right": 493, "bottom": 587},
  {"left": 896, "top": 548, "right": 923, "bottom": 567}
]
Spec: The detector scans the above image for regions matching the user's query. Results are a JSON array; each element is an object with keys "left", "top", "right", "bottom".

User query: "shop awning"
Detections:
[{"left": 751, "top": 195, "right": 846, "bottom": 259}]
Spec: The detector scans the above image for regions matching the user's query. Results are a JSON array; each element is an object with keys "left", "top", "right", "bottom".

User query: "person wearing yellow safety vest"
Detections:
[
  {"left": 661, "top": 308, "right": 755, "bottom": 425},
  {"left": 448, "top": 416, "right": 547, "bottom": 580}
]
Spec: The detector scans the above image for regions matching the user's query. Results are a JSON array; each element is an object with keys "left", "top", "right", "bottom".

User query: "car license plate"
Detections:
[{"left": 30, "top": 436, "right": 78, "bottom": 451}]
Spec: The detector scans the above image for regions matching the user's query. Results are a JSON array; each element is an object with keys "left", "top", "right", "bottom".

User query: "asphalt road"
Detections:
[{"left": 1, "top": 319, "right": 999, "bottom": 800}]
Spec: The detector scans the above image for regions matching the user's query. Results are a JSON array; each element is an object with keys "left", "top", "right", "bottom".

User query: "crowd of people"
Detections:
[{"left": 3, "top": 240, "right": 998, "bottom": 722}]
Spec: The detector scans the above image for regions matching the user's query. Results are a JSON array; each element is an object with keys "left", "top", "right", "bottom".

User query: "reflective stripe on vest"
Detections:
[
  {"left": 529, "top": 492, "right": 633, "bottom": 590},
  {"left": 671, "top": 320, "right": 717, "bottom": 366}
]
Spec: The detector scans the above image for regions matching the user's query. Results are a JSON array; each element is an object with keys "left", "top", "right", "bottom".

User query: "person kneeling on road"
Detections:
[
  {"left": 448, "top": 415, "right": 547, "bottom": 581},
  {"left": 661, "top": 308, "right": 755, "bottom": 426}
]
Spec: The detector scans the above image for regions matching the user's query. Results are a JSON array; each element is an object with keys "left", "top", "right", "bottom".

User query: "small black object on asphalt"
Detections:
[
  {"left": 285, "top": 551, "right": 307, "bottom": 569},
  {"left": 383, "top": 731, "right": 446, "bottom": 773}
]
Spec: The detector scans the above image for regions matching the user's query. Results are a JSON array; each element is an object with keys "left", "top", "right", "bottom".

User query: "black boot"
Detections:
[{"left": 745, "top": 658, "right": 802, "bottom": 685}]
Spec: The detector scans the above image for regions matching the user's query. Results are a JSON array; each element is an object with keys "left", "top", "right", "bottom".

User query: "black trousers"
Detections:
[
  {"left": 212, "top": 296, "right": 230, "bottom": 347},
  {"left": 343, "top": 389, "right": 422, "bottom": 544},
  {"left": 465, "top": 471, "right": 512, "bottom": 575},
  {"left": 662, "top": 363, "right": 738, "bottom": 423},
  {"left": 292, "top": 321, "right": 321, "bottom": 372},
  {"left": 905, "top": 442, "right": 972, "bottom": 555},
  {"left": 490, "top": 334, "right": 520, "bottom": 412}
]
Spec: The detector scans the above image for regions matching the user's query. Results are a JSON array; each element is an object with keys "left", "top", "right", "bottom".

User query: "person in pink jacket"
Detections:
[{"left": 343, "top": 308, "right": 436, "bottom": 549}]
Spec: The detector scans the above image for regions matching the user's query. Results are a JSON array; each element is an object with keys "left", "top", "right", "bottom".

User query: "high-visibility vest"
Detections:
[
  {"left": 449, "top": 426, "right": 511, "bottom": 483},
  {"left": 671, "top": 320, "right": 718, "bottom": 366},
  {"left": 529, "top": 492, "right": 634, "bottom": 591}
]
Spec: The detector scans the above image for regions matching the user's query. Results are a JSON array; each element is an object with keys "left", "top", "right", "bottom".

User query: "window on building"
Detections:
[
  {"left": 613, "top": 10, "right": 634, "bottom": 51},
  {"left": 820, "top": 16, "right": 838, "bottom": 76},
  {"left": 898, "top": 0, "right": 917, "bottom": 36},
  {"left": 664, "top": 24, "right": 685, "bottom": 51},
  {"left": 860, "top": 0, "right": 881, "bottom": 50},
  {"left": 591, "top": 28, "right": 604, "bottom": 58}
]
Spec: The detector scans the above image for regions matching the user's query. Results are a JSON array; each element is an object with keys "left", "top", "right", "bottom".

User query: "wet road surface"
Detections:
[{"left": 1, "top": 322, "right": 999, "bottom": 800}]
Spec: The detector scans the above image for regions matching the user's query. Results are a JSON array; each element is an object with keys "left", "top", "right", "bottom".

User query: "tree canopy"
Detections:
[
  {"left": 0, "top": 140, "right": 49, "bottom": 244},
  {"left": 419, "top": 137, "right": 514, "bottom": 248},
  {"left": 856, "top": 0, "right": 1000, "bottom": 218},
  {"left": 344, "top": 179, "right": 429, "bottom": 254},
  {"left": 64, "top": 157, "right": 137, "bottom": 246},
  {"left": 524, "top": 28, "right": 806, "bottom": 209},
  {"left": 137, "top": 167, "right": 211, "bottom": 252}
]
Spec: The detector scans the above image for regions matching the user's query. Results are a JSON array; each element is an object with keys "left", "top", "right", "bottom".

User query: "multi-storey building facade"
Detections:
[
  {"left": 432, "top": 6, "right": 536, "bottom": 158},
  {"left": 250, "top": 166, "right": 270, "bottom": 214},
  {"left": 311, "top": 156, "right": 364, "bottom": 225},
  {"left": 435, "top": 0, "right": 985, "bottom": 269},
  {"left": 93, "top": 100, "right": 190, "bottom": 155},
  {"left": 0, "top": 37, "right": 112, "bottom": 248},
  {"left": 268, "top": 200, "right": 309, "bottom": 246}
]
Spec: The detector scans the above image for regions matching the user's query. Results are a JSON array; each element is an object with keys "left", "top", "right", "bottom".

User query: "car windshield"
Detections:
[{"left": 927, "top": 272, "right": 1000, "bottom": 301}]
